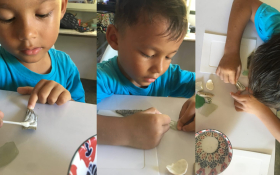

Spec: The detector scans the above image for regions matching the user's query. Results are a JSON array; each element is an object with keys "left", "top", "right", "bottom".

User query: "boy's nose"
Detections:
[
  {"left": 18, "top": 20, "right": 37, "bottom": 41},
  {"left": 151, "top": 57, "right": 164, "bottom": 74}
]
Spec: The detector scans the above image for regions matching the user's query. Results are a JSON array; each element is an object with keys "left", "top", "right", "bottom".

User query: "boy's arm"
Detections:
[
  {"left": 97, "top": 108, "right": 171, "bottom": 150},
  {"left": 66, "top": 63, "right": 85, "bottom": 103},
  {"left": 257, "top": 109, "right": 280, "bottom": 142},
  {"left": 0, "top": 110, "right": 3, "bottom": 128},
  {"left": 231, "top": 91, "right": 280, "bottom": 142},
  {"left": 216, "top": 0, "right": 262, "bottom": 84},
  {"left": 97, "top": 114, "right": 130, "bottom": 146},
  {"left": 97, "top": 70, "right": 113, "bottom": 104}
]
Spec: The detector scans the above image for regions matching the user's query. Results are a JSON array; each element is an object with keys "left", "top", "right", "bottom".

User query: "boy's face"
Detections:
[
  {"left": 116, "top": 16, "right": 184, "bottom": 87},
  {"left": 0, "top": 0, "right": 66, "bottom": 64}
]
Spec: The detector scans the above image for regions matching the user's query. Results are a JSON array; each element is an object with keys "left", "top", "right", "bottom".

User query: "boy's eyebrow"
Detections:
[
  {"left": 38, "top": 0, "right": 56, "bottom": 4},
  {"left": 146, "top": 46, "right": 178, "bottom": 54},
  {"left": 39, "top": 0, "right": 56, "bottom": 3},
  {"left": 0, "top": 0, "right": 55, "bottom": 9},
  {"left": 169, "top": 50, "right": 178, "bottom": 54},
  {"left": 0, "top": 4, "right": 9, "bottom": 9}
]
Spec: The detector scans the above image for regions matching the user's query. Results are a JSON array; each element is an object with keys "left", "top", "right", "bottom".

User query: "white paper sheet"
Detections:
[
  {"left": 0, "top": 90, "right": 96, "bottom": 175},
  {"left": 97, "top": 110, "right": 159, "bottom": 175},
  {"left": 221, "top": 149, "right": 271, "bottom": 175},
  {"left": 200, "top": 33, "right": 257, "bottom": 76},
  {"left": 97, "top": 96, "right": 195, "bottom": 175}
]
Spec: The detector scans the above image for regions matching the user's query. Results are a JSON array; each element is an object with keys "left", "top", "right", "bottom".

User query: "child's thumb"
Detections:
[
  {"left": 0, "top": 110, "right": 4, "bottom": 119},
  {"left": 17, "top": 86, "right": 34, "bottom": 95}
]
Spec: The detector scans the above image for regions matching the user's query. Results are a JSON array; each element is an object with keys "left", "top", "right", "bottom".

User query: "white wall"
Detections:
[
  {"left": 55, "top": 35, "right": 97, "bottom": 80},
  {"left": 172, "top": 41, "right": 195, "bottom": 72}
]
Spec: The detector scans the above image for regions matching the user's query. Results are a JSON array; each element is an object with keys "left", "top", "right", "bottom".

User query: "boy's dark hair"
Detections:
[
  {"left": 114, "top": 0, "right": 188, "bottom": 41},
  {"left": 248, "top": 33, "right": 280, "bottom": 109}
]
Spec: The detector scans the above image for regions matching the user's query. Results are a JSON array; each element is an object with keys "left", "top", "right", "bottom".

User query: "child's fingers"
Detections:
[
  {"left": 235, "top": 91, "right": 243, "bottom": 95},
  {"left": 223, "top": 74, "right": 229, "bottom": 83},
  {"left": 160, "top": 114, "right": 171, "bottom": 125},
  {"left": 56, "top": 91, "right": 71, "bottom": 105},
  {"left": 236, "top": 66, "right": 241, "bottom": 83},
  {"left": 0, "top": 111, "right": 3, "bottom": 128},
  {"left": 182, "top": 120, "right": 195, "bottom": 132},
  {"left": 0, "top": 111, "right": 4, "bottom": 119},
  {"left": 220, "top": 72, "right": 224, "bottom": 80},
  {"left": 179, "top": 102, "right": 188, "bottom": 119},
  {"left": 17, "top": 86, "right": 34, "bottom": 95},
  {"left": 28, "top": 80, "right": 48, "bottom": 109},
  {"left": 234, "top": 100, "right": 244, "bottom": 110},
  {"left": 143, "top": 107, "right": 162, "bottom": 114},
  {"left": 37, "top": 83, "right": 57, "bottom": 104},
  {"left": 230, "top": 92, "right": 247, "bottom": 103},
  {"left": 47, "top": 86, "right": 64, "bottom": 105},
  {"left": 216, "top": 67, "right": 221, "bottom": 76},
  {"left": 235, "top": 106, "right": 244, "bottom": 112},
  {"left": 229, "top": 73, "right": 236, "bottom": 84},
  {"left": 177, "top": 104, "right": 195, "bottom": 130},
  {"left": 162, "top": 123, "right": 170, "bottom": 133}
]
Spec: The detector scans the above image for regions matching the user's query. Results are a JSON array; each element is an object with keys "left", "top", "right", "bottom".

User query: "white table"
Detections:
[
  {"left": 0, "top": 90, "right": 96, "bottom": 175},
  {"left": 98, "top": 95, "right": 195, "bottom": 175},
  {"left": 196, "top": 0, "right": 277, "bottom": 174}
]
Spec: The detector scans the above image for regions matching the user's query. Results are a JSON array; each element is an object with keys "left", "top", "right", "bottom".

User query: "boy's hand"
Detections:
[
  {"left": 177, "top": 95, "right": 195, "bottom": 132},
  {"left": 17, "top": 79, "right": 71, "bottom": 109},
  {"left": 0, "top": 110, "right": 3, "bottom": 128},
  {"left": 125, "top": 107, "right": 171, "bottom": 150},
  {"left": 230, "top": 89, "right": 271, "bottom": 116},
  {"left": 216, "top": 53, "right": 242, "bottom": 84}
]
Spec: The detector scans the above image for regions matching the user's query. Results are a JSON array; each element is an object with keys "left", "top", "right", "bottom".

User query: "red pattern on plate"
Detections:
[
  {"left": 78, "top": 137, "right": 97, "bottom": 167},
  {"left": 70, "top": 165, "right": 77, "bottom": 175},
  {"left": 208, "top": 168, "right": 218, "bottom": 175}
]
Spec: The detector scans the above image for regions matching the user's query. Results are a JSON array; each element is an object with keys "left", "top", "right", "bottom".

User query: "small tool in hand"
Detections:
[
  {"left": 235, "top": 81, "right": 246, "bottom": 92},
  {"left": 3, "top": 121, "right": 30, "bottom": 127}
]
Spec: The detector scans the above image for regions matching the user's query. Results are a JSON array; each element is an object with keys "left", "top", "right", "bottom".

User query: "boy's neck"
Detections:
[
  {"left": 116, "top": 57, "right": 149, "bottom": 88},
  {"left": 17, "top": 52, "right": 52, "bottom": 74}
]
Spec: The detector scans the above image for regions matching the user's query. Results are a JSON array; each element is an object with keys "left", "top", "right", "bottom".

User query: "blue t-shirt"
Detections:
[
  {"left": 0, "top": 47, "right": 85, "bottom": 102},
  {"left": 255, "top": 3, "right": 280, "bottom": 42},
  {"left": 97, "top": 56, "right": 195, "bottom": 104}
]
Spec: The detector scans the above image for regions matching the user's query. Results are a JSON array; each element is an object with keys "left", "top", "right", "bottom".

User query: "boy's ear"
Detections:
[
  {"left": 60, "top": 0, "right": 68, "bottom": 20},
  {"left": 106, "top": 24, "right": 119, "bottom": 51}
]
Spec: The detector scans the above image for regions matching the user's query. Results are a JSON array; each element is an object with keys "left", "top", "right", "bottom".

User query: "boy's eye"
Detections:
[
  {"left": 141, "top": 52, "right": 153, "bottom": 58},
  {"left": 36, "top": 11, "right": 52, "bottom": 18},
  {"left": 0, "top": 17, "right": 15, "bottom": 23},
  {"left": 165, "top": 56, "right": 174, "bottom": 60}
]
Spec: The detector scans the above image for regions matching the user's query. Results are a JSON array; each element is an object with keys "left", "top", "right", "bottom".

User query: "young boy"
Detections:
[
  {"left": 97, "top": 0, "right": 195, "bottom": 149},
  {"left": 216, "top": 0, "right": 280, "bottom": 142},
  {"left": 0, "top": 0, "right": 85, "bottom": 127}
]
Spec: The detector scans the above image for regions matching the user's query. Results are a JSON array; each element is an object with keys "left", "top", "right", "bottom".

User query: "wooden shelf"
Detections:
[
  {"left": 59, "top": 29, "right": 97, "bottom": 37},
  {"left": 184, "top": 33, "right": 195, "bottom": 41},
  {"left": 66, "top": 3, "right": 97, "bottom": 12}
]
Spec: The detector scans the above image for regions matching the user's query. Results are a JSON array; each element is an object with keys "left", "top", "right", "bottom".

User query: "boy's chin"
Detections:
[
  {"left": 135, "top": 81, "right": 152, "bottom": 88},
  {"left": 16, "top": 53, "right": 47, "bottom": 64}
]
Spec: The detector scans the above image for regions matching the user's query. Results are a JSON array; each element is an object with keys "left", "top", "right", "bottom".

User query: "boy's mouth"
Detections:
[
  {"left": 144, "top": 77, "right": 157, "bottom": 83},
  {"left": 20, "top": 47, "right": 42, "bottom": 56}
]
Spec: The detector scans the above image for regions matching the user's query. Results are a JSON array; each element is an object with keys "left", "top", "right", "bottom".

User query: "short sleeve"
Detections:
[
  {"left": 66, "top": 59, "right": 85, "bottom": 103},
  {"left": 168, "top": 64, "right": 195, "bottom": 98},
  {"left": 96, "top": 66, "right": 114, "bottom": 104},
  {"left": 255, "top": 3, "right": 280, "bottom": 42}
]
